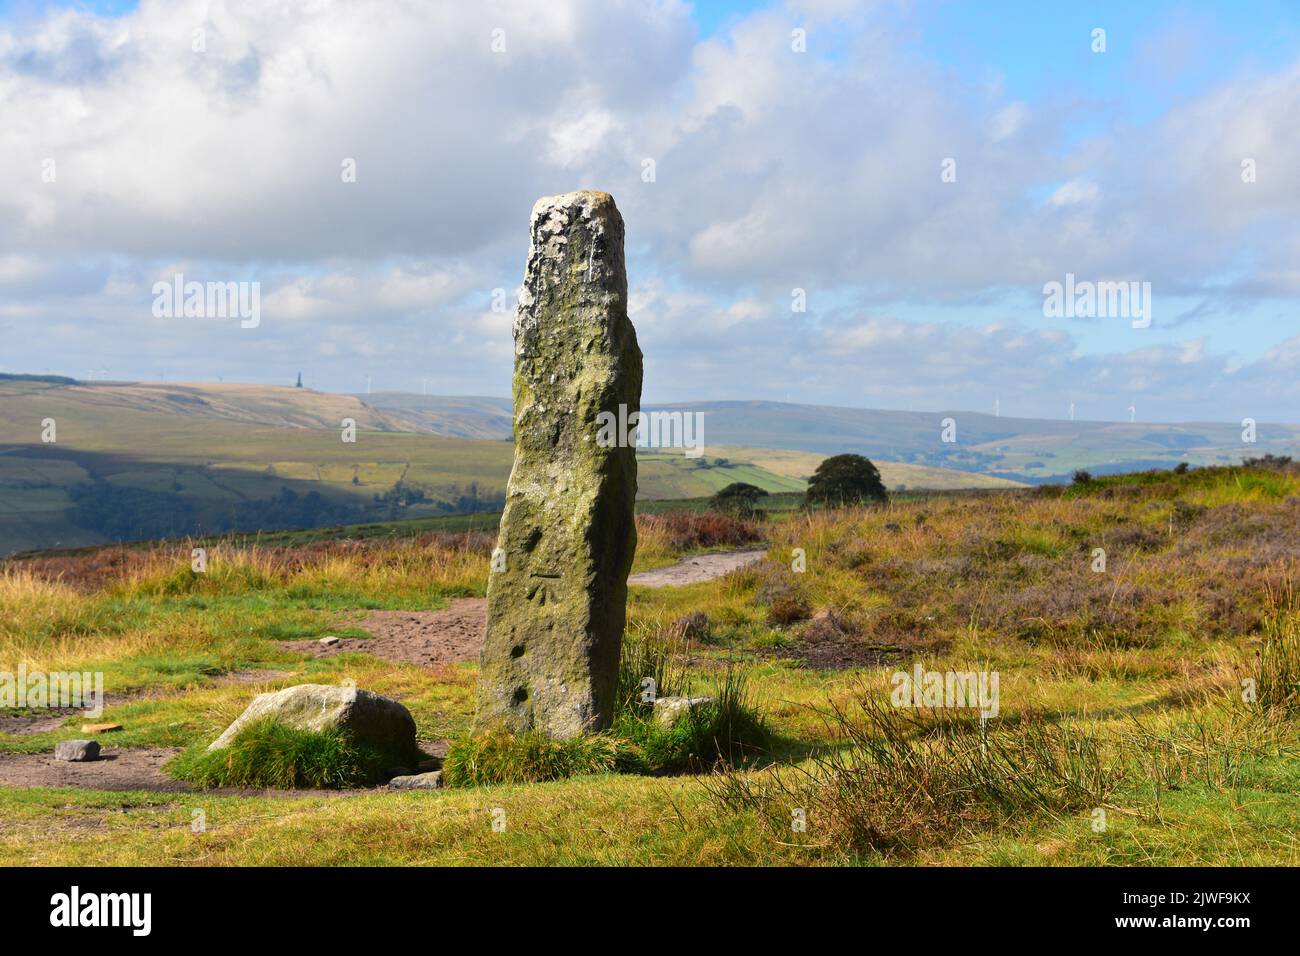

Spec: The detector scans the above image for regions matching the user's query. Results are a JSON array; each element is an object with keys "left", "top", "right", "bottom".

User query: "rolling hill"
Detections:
[
  {"left": 8, "top": 377, "right": 1286, "bottom": 556},
  {"left": 0, "top": 379, "right": 813, "bottom": 554},
  {"left": 356, "top": 392, "right": 1300, "bottom": 485}
]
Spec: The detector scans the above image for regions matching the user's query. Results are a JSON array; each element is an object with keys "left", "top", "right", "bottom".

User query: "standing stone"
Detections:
[{"left": 476, "top": 190, "right": 642, "bottom": 739}]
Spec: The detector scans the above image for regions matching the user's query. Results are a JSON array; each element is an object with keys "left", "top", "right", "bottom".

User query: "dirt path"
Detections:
[
  {"left": 294, "top": 548, "right": 768, "bottom": 667},
  {"left": 286, "top": 597, "right": 488, "bottom": 667},
  {"left": 0, "top": 744, "right": 449, "bottom": 796},
  {"left": 628, "top": 547, "right": 768, "bottom": 587},
  {"left": 0, "top": 748, "right": 194, "bottom": 793}
]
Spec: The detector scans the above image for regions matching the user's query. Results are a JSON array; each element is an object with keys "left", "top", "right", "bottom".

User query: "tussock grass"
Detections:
[
  {"left": 445, "top": 633, "right": 774, "bottom": 788},
  {"left": 616, "top": 666, "right": 774, "bottom": 773},
  {"left": 119, "top": 536, "right": 488, "bottom": 607},
  {"left": 1256, "top": 586, "right": 1300, "bottom": 714},
  {"left": 167, "top": 718, "right": 401, "bottom": 789},
  {"left": 706, "top": 692, "right": 1112, "bottom": 857},
  {"left": 443, "top": 731, "right": 644, "bottom": 786}
]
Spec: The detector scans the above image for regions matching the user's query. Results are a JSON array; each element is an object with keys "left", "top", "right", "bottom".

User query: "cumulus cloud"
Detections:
[{"left": 0, "top": 0, "right": 1296, "bottom": 420}]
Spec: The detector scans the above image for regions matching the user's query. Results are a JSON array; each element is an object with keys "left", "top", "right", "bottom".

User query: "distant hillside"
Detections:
[
  {"left": 347, "top": 393, "right": 1299, "bottom": 484},
  {"left": 7, "top": 377, "right": 1285, "bottom": 555},
  {"left": 712, "top": 446, "right": 1023, "bottom": 491},
  {"left": 354, "top": 393, "right": 514, "bottom": 439},
  {"left": 0, "top": 380, "right": 798, "bottom": 554}
]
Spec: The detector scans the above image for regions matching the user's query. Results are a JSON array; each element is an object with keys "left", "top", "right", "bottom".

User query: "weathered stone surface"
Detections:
[
  {"left": 476, "top": 190, "right": 642, "bottom": 739},
  {"left": 207, "top": 684, "right": 418, "bottom": 764},
  {"left": 387, "top": 770, "right": 444, "bottom": 790},
  {"left": 54, "top": 739, "right": 101, "bottom": 762},
  {"left": 652, "top": 696, "right": 714, "bottom": 728}
]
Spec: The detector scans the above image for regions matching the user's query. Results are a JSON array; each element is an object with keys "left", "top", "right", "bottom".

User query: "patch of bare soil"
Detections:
[
  {"left": 0, "top": 745, "right": 448, "bottom": 795},
  {"left": 0, "top": 710, "right": 81, "bottom": 736},
  {"left": 0, "top": 748, "right": 194, "bottom": 792},
  {"left": 628, "top": 547, "right": 768, "bottom": 587},
  {"left": 286, "top": 597, "right": 488, "bottom": 667},
  {"left": 786, "top": 638, "right": 901, "bottom": 670},
  {"left": 783, "top": 609, "right": 905, "bottom": 670}
]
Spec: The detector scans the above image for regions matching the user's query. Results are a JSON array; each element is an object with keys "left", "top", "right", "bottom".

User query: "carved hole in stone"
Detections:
[
  {"left": 523, "top": 528, "right": 542, "bottom": 553},
  {"left": 512, "top": 686, "right": 529, "bottom": 706},
  {"left": 511, "top": 644, "right": 525, "bottom": 658}
]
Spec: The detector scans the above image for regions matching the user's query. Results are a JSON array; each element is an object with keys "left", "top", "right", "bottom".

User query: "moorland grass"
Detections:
[
  {"left": 166, "top": 717, "right": 405, "bottom": 789},
  {"left": 444, "top": 641, "right": 774, "bottom": 786},
  {"left": 3, "top": 463, "right": 1300, "bottom": 864}
]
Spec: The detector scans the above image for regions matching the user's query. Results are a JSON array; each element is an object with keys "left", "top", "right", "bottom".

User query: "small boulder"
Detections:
[
  {"left": 388, "top": 771, "right": 443, "bottom": 790},
  {"left": 54, "top": 740, "right": 101, "bottom": 762},
  {"left": 207, "top": 684, "right": 418, "bottom": 766},
  {"left": 652, "top": 696, "right": 714, "bottom": 728},
  {"left": 318, "top": 636, "right": 340, "bottom": 646}
]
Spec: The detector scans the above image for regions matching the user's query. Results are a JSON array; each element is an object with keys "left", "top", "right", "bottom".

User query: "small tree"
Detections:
[
  {"left": 805, "top": 454, "right": 887, "bottom": 507},
  {"left": 711, "top": 482, "right": 769, "bottom": 517}
]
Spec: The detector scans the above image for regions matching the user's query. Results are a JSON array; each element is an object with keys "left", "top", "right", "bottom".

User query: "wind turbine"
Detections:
[
  {"left": 1069, "top": 401, "right": 1075, "bottom": 422},
  {"left": 1127, "top": 401, "right": 1136, "bottom": 423}
]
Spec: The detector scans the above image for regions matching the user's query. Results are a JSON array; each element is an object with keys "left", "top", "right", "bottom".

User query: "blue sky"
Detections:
[{"left": 0, "top": 0, "right": 1297, "bottom": 422}]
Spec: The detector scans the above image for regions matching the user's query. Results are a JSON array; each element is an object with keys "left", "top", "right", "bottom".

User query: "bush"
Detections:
[
  {"left": 636, "top": 511, "right": 764, "bottom": 551},
  {"left": 767, "top": 594, "right": 811, "bottom": 626},
  {"left": 805, "top": 454, "right": 887, "bottom": 507},
  {"left": 711, "top": 482, "right": 769, "bottom": 517},
  {"left": 166, "top": 718, "right": 401, "bottom": 789}
]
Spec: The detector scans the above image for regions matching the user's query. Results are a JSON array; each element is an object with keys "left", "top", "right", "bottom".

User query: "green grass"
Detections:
[
  {"left": 167, "top": 718, "right": 410, "bottom": 789},
  {"left": 443, "top": 731, "right": 644, "bottom": 786}
]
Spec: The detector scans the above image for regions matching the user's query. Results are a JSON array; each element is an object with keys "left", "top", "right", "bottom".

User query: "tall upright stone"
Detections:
[{"left": 475, "top": 190, "right": 642, "bottom": 739}]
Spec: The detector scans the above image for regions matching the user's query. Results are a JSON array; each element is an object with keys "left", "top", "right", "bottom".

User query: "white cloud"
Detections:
[{"left": 0, "top": 0, "right": 1297, "bottom": 419}]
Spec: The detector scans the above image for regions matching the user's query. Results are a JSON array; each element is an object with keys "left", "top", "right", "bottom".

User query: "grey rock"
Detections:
[
  {"left": 54, "top": 739, "right": 101, "bottom": 762},
  {"left": 207, "top": 684, "right": 418, "bottom": 768},
  {"left": 476, "top": 191, "right": 642, "bottom": 739},
  {"left": 318, "top": 636, "right": 340, "bottom": 646},
  {"left": 652, "top": 696, "right": 714, "bottom": 728},
  {"left": 387, "top": 770, "right": 444, "bottom": 790}
]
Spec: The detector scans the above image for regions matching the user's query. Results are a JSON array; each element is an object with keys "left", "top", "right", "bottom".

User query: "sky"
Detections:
[{"left": 0, "top": 0, "right": 1298, "bottom": 423}]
